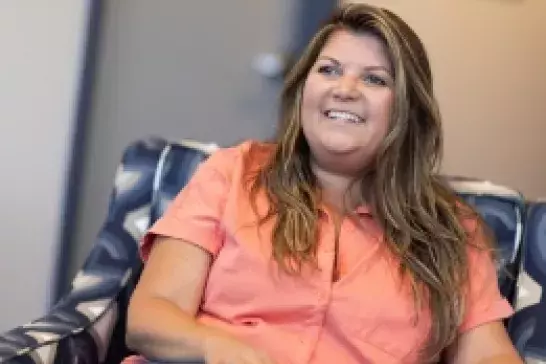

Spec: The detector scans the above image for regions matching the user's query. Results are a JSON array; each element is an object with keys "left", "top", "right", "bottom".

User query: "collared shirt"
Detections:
[{"left": 138, "top": 140, "right": 513, "bottom": 364}]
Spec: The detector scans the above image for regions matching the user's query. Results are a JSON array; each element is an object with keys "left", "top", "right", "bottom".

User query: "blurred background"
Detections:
[{"left": 0, "top": 0, "right": 545, "bottom": 333}]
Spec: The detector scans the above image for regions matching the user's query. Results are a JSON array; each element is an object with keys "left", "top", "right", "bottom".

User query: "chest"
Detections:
[{"left": 202, "top": 209, "right": 431, "bottom": 355}]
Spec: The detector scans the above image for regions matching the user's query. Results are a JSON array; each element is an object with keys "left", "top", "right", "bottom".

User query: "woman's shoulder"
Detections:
[
  {"left": 205, "top": 139, "right": 276, "bottom": 177},
  {"left": 217, "top": 138, "right": 274, "bottom": 154},
  {"left": 432, "top": 182, "right": 490, "bottom": 250},
  {"left": 450, "top": 199, "right": 496, "bottom": 256}
]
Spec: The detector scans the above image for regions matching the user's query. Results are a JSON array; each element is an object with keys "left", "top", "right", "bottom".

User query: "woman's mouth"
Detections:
[{"left": 323, "top": 110, "right": 365, "bottom": 124}]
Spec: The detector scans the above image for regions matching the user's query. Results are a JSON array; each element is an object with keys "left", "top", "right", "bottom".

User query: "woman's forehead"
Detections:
[{"left": 318, "top": 29, "right": 391, "bottom": 70}]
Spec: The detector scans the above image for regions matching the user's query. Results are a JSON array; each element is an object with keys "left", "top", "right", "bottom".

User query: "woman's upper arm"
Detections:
[
  {"left": 445, "top": 218, "right": 521, "bottom": 363},
  {"left": 446, "top": 321, "right": 522, "bottom": 364},
  {"left": 131, "top": 147, "right": 237, "bottom": 312},
  {"left": 131, "top": 235, "right": 212, "bottom": 315},
  {"left": 457, "top": 218, "right": 514, "bottom": 333}
]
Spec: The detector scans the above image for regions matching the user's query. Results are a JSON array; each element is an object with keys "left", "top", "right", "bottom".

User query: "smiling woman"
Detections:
[{"left": 123, "top": 4, "right": 522, "bottom": 364}]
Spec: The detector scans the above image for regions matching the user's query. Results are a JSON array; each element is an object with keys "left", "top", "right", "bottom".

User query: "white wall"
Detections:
[
  {"left": 346, "top": 0, "right": 546, "bottom": 199},
  {"left": 0, "top": 1, "right": 90, "bottom": 331}
]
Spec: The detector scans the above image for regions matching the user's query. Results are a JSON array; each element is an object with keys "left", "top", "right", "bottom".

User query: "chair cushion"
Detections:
[
  {"left": 509, "top": 201, "right": 546, "bottom": 362},
  {"left": 149, "top": 142, "right": 214, "bottom": 224}
]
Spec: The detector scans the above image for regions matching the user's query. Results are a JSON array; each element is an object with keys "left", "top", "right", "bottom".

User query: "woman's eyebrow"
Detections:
[
  {"left": 317, "top": 55, "right": 392, "bottom": 76},
  {"left": 317, "top": 56, "right": 341, "bottom": 65}
]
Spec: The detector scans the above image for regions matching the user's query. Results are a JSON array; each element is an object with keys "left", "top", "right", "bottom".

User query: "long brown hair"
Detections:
[{"left": 249, "top": 3, "right": 488, "bottom": 361}]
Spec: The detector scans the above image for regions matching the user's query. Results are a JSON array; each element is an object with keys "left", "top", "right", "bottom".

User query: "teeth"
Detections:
[{"left": 325, "top": 110, "right": 363, "bottom": 123}]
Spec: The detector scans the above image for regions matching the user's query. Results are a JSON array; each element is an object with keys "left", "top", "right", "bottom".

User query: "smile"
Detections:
[{"left": 323, "top": 110, "right": 365, "bottom": 124}]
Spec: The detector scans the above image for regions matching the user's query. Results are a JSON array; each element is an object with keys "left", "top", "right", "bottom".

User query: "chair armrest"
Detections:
[
  {"left": 0, "top": 221, "right": 139, "bottom": 364},
  {"left": 0, "top": 137, "right": 169, "bottom": 364},
  {"left": 0, "top": 298, "right": 110, "bottom": 363}
]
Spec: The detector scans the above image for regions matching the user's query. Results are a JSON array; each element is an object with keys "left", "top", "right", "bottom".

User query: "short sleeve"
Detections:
[
  {"left": 139, "top": 150, "right": 232, "bottom": 261},
  {"left": 459, "top": 221, "right": 514, "bottom": 333}
]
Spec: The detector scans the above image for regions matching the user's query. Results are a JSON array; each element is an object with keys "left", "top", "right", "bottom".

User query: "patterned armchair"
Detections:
[{"left": 0, "top": 137, "right": 543, "bottom": 364}]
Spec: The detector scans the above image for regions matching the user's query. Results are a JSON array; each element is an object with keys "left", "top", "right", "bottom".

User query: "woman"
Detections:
[{"left": 124, "top": 4, "right": 522, "bottom": 364}]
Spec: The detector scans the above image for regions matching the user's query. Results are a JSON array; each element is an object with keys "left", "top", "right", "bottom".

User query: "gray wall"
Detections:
[{"left": 67, "top": 0, "right": 295, "bottom": 288}]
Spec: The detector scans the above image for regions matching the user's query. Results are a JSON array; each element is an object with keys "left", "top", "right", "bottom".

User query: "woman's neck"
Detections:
[{"left": 311, "top": 163, "right": 365, "bottom": 214}]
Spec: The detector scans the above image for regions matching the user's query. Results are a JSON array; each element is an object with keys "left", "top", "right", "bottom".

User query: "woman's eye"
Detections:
[
  {"left": 317, "top": 64, "right": 341, "bottom": 76},
  {"left": 363, "top": 74, "right": 388, "bottom": 86}
]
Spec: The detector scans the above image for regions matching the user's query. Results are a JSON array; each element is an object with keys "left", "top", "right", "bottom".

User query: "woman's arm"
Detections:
[
  {"left": 126, "top": 236, "right": 274, "bottom": 363},
  {"left": 445, "top": 321, "right": 522, "bottom": 364},
  {"left": 126, "top": 235, "right": 214, "bottom": 359}
]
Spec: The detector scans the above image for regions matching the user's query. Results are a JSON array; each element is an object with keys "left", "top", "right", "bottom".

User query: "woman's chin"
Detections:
[{"left": 319, "top": 137, "right": 361, "bottom": 155}]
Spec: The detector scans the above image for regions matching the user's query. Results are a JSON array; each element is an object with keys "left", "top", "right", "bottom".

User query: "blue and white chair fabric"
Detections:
[
  {"left": 448, "top": 178, "right": 526, "bottom": 302},
  {"left": 509, "top": 201, "right": 546, "bottom": 363}
]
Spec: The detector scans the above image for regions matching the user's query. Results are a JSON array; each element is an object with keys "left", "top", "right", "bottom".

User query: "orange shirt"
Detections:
[{"left": 139, "top": 141, "right": 513, "bottom": 364}]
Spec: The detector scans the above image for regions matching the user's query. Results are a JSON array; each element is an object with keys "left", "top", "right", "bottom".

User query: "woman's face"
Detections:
[{"left": 301, "top": 29, "right": 394, "bottom": 175}]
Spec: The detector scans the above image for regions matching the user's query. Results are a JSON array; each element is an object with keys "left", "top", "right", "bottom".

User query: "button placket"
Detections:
[
  {"left": 315, "top": 219, "right": 337, "bottom": 314},
  {"left": 317, "top": 217, "right": 337, "bottom": 282}
]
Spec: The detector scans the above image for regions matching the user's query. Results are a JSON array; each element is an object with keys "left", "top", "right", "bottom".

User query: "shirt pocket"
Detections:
[
  {"left": 352, "top": 320, "right": 422, "bottom": 360},
  {"left": 342, "top": 295, "right": 431, "bottom": 361}
]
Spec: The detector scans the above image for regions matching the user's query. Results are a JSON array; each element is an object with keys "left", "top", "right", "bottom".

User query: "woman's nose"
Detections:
[{"left": 332, "top": 75, "right": 361, "bottom": 101}]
